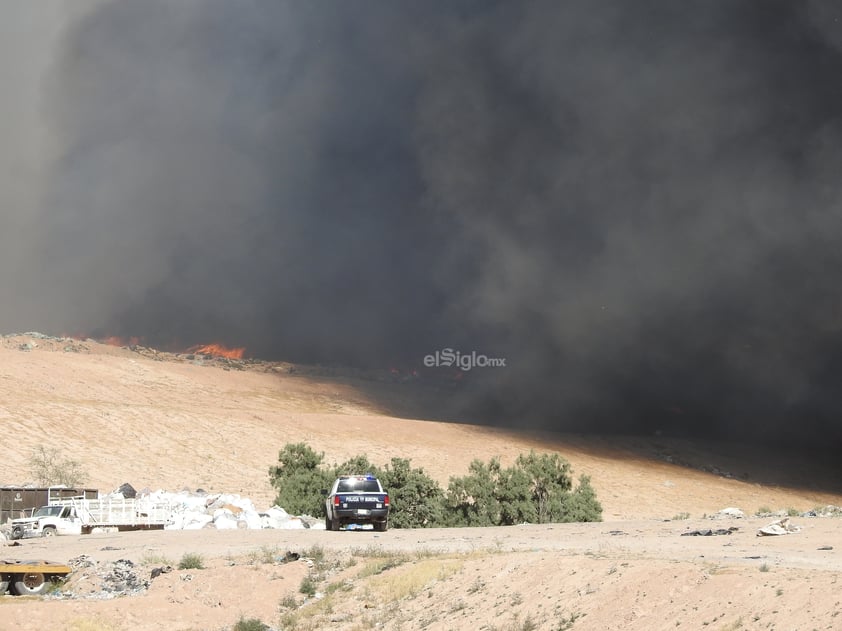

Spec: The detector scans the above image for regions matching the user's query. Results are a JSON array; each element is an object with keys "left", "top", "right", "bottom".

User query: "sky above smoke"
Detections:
[{"left": 3, "top": 1, "right": 842, "bottom": 448}]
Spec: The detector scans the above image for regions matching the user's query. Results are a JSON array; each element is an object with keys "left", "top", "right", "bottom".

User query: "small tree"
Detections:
[
  {"left": 562, "top": 475, "right": 602, "bottom": 522},
  {"left": 380, "top": 457, "right": 445, "bottom": 528},
  {"left": 515, "top": 450, "right": 573, "bottom": 523},
  {"left": 495, "top": 464, "right": 536, "bottom": 525},
  {"left": 268, "top": 443, "right": 332, "bottom": 516},
  {"left": 443, "top": 451, "right": 602, "bottom": 526},
  {"left": 444, "top": 458, "right": 503, "bottom": 526},
  {"left": 330, "top": 454, "right": 382, "bottom": 481},
  {"left": 28, "top": 446, "right": 87, "bottom": 487}
]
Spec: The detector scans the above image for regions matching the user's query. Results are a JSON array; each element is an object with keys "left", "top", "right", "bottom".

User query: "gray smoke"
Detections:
[{"left": 4, "top": 0, "right": 842, "bottom": 449}]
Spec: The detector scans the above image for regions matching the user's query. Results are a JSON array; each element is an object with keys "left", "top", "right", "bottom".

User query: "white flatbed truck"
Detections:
[{"left": 9, "top": 495, "right": 173, "bottom": 539}]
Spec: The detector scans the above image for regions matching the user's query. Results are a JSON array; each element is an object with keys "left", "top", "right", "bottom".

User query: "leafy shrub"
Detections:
[
  {"left": 562, "top": 475, "right": 602, "bottom": 522},
  {"left": 268, "top": 443, "right": 333, "bottom": 516},
  {"left": 299, "top": 574, "right": 317, "bottom": 597},
  {"left": 268, "top": 443, "right": 602, "bottom": 527},
  {"left": 177, "top": 552, "right": 205, "bottom": 570},
  {"left": 443, "top": 451, "right": 602, "bottom": 525},
  {"left": 232, "top": 617, "right": 269, "bottom": 631},
  {"left": 379, "top": 457, "right": 445, "bottom": 528},
  {"left": 444, "top": 458, "right": 505, "bottom": 526}
]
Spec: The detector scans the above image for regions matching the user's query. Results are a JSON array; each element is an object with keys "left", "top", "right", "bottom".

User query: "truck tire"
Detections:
[
  {"left": 10, "top": 526, "right": 23, "bottom": 540},
  {"left": 325, "top": 515, "right": 332, "bottom": 531},
  {"left": 0, "top": 574, "right": 9, "bottom": 594},
  {"left": 331, "top": 518, "right": 340, "bottom": 532},
  {"left": 13, "top": 572, "right": 49, "bottom": 596},
  {"left": 375, "top": 519, "right": 388, "bottom": 532},
  {"left": 42, "top": 526, "right": 57, "bottom": 537}
]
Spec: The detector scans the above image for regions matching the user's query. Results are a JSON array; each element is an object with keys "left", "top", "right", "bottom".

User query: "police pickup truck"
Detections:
[{"left": 324, "top": 474, "right": 390, "bottom": 531}]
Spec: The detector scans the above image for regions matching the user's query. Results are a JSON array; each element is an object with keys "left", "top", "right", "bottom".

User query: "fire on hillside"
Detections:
[{"left": 186, "top": 343, "right": 247, "bottom": 360}]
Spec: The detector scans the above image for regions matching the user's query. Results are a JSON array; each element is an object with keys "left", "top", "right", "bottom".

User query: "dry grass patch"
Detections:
[
  {"left": 69, "top": 617, "right": 122, "bottom": 631},
  {"left": 140, "top": 552, "right": 175, "bottom": 567},
  {"left": 361, "top": 557, "right": 464, "bottom": 603},
  {"left": 245, "top": 545, "right": 281, "bottom": 565}
]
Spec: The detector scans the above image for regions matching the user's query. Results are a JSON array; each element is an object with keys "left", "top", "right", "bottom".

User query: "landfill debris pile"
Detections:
[
  {"left": 56, "top": 555, "right": 150, "bottom": 599},
  {"left": 107, "top": 485, "right": 324, "bottom": 531}
]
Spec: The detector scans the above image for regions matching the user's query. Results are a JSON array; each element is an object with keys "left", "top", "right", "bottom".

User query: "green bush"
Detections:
[
  {"left": 443, "top": 451, "right": 602, "bottom": 525},
  {"left": 177, "top": 552, "right": 205, "bottom": 570},
  {"left": 232, "top": 617, "right": 269, "bottom": 631},
  {"left": 379, "top": 457, "right": 445, "bottom": 528},
  {"left": 444, "top": 458, "right": 504, "bottom": 526},
  {"left": 299, "top": 574, "right": 317, "bottom": 597},
  {"left": 330, "top": 454, "right": 382, "bottom": 480},
  {"left": 562, "top": 475, "right": 602, "bottom": 522},
  {"left": 515, "top": 451, "right": 573, "bottom": 523},
  {"left": 268, "top": 443, "right": 333, "bottom": 516},
  {"left": 267, "top": 443, "right": 602, "bottom": 527}
]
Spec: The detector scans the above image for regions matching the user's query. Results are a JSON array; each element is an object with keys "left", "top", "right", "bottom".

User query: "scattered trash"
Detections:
[
  {"left": 800, "top": 505, "right": 842, "bottom": 518},
  {"left": 150, "top": 565, "right": 173, "bottom": 579},
  {"left": 757, "top": 517, "right": 801, "bottom": 537},
  {"left": 681, "top": 527, "right": 739, "bottom": 537},
  {"left": 712, "top": 507, "right": 745, "bottom": 519},
  {"left": 115, "top": 482, "right": 137, "bottom": 499},
  {"left": 58, "top": 556, "right": 150, "bottom": 599}
]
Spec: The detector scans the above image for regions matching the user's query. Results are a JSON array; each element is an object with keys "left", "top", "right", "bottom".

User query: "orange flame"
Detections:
[{"left": 187, "top": 343, "right": 246, "bottom": 360}]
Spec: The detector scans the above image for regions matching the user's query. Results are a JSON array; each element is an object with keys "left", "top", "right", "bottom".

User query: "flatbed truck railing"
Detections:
[{"left": 49, "top": 496, "right": 173, "bottom": 532}]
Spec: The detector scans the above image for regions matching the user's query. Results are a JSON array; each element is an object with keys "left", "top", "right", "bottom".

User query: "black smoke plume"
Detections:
[{"left": 6, "top": 0, "right": 842, "bottom": 449}]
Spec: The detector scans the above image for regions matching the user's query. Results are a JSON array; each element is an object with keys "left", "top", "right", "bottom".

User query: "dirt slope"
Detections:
[
  {"left": 2, "top": 333, "right": 842, "bottom": 631},
  {"left": 1, "top": 333, "right": 839, "bottom": 519},
  {"left": 1, "top": 518, "right": 841, "bottom": 631}
]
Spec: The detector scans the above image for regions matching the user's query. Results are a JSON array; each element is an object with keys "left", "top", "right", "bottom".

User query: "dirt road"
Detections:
[{"left": 1, "top": 516, "right": 839, "bottom": 630}]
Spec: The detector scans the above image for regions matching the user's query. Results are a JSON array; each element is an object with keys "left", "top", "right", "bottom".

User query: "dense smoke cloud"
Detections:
[{"left": 4, "top": 1, "right": 842, "bottom": 448}]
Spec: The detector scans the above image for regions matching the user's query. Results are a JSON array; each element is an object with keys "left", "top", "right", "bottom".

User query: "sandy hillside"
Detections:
[
  {"left": 2, "top": 333, "right": 842, "bottom": 631},
  {"left": 1, "top": 333, "right": 840, "bottom": 520}
]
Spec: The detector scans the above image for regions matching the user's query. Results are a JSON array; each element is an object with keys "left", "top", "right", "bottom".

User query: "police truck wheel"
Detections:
[
  {"left": 10, "top": 526, "right": 23, "bottom": 540},
  {"left": 325, "top": 516, "right": 332, "bottom": 531},
  {"left": 13, "top": 572, "right": 49, "bottom": 596},
  {"left": 0, "top": 574, "right": 9, "bottom": 594}
]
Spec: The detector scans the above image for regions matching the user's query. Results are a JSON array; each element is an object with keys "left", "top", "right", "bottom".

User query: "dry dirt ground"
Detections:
[{"left": 1, "top": 333, "right": 841, "bottom": 630}]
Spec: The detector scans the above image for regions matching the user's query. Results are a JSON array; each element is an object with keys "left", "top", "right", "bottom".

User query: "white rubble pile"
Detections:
[
  {"left": 801, "top": 505, "right": 842, "bottom": 518},
  {"left": 114, "top": 489, "right": 324, "bottom": 531},
  {"left": 711, "top": 507, "right": 745, "bottom": 519}
]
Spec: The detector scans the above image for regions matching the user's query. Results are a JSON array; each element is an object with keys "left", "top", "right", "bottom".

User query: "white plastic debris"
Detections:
[
  {"left": 757, "top": 517, "right": 801, "bottom": 536},
  {"left": 135, "top": 488, "right": 316, "bottom": 531},
  {"left": 713, "top": 507, "right": 745, "bottom": 519}
]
